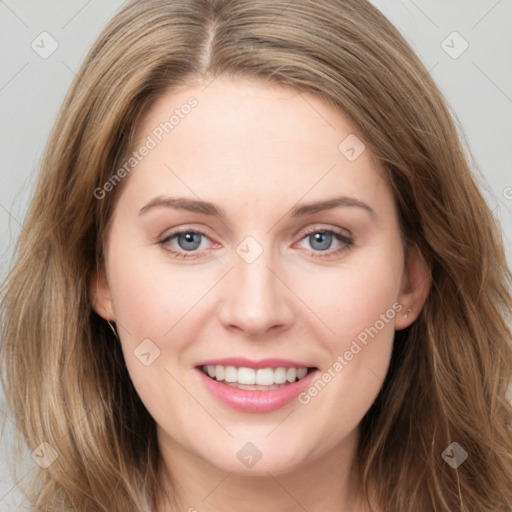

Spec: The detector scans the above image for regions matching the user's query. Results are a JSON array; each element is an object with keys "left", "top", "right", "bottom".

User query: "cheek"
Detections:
[
  {"left": 108, "top": 243, "right": 215, "bottom": 337},
  {"left": 105, "top": 249, "right": 210, "bottom": 421},
  {"left": 295, "top": 244, "right": 402, "bottom": 438},
  {"left": 304, "top": 241, "right": 404, "bottom": 346},
  {"left": 105, "top": 243, "right": 225, "bottom": 406}
]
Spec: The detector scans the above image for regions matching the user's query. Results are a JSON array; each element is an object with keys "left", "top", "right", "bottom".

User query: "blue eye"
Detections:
[
  {"left": 174, "top": 232, "right": 203, "bottom": 251},
  {"left": 308, "top": 231, "right": 334, "bottom": 251},
  {"left": 158, "top": 227, "right": 354, "bottom": 260},
  {"left": 298, "top": 228, "right": 354, "bottom": 257},
  {"left": 159, "top": 230, "right": 210, "bottom": 259}
]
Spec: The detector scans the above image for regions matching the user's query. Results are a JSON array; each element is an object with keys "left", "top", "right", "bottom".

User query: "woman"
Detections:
[{"left": 1, "top": 0, "right": 511, "bottom": 511}]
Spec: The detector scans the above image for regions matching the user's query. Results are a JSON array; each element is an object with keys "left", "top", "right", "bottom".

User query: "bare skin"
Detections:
[{"left": 91, "top": 76, "right": 430, "bottom": 512}]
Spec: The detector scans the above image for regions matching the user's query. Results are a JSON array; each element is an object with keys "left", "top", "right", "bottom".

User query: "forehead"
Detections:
[
  {"left": 116, "top": 76, "right": 393, "bottom": 219},
  {"left": 136, "top": 76, "right": 351, "bottom": 157}
]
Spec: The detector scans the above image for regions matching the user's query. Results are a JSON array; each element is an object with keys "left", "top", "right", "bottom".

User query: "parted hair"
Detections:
[{"left": 1, "top": 0, "right": 511, "bottom": 511}]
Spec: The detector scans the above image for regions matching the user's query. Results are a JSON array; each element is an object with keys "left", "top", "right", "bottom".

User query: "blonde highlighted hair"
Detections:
[{"left": 1, "top": 0, "right": 511, "bottom": 511}]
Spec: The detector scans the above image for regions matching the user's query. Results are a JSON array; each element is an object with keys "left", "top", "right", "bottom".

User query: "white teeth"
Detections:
[
  {"left": 203, "top": 364, "right": 311, "bottom": 385},
  {"left": 238, "top": 367, "right": 256, "bottom": 385},
  {"left": 297, "top": 368, "right": 308, "bottom": 379},
  {"left": 256, "top": 368, "right": 274, "bottom": 386},
  {"left": 286, "top": 368, "right": 297, "bottom": 383},
  {"left": 215, "top": 365, "right": 225, "bottom": 381},
  {"left": 274, "top": 367, "right": 287, "bottom": 384},
  {"left": 224, "top": 366, "right": 238, "bottom": 383}
]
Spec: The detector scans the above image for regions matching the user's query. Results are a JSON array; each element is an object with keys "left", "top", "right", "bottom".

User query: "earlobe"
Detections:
[
  {"left": 89, "top": 261, "right": 116, "bottom": 321},
  {"left": 395, "top": 244, "right": 431, "bottom": 330}
]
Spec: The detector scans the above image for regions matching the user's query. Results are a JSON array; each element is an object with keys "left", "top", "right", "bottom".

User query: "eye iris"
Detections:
[
  {"left": 177, "top": 232, "right": 202, "bottom": 251},
  {"left": 310, "top": 232, "right": 332, "bottom": 251}
]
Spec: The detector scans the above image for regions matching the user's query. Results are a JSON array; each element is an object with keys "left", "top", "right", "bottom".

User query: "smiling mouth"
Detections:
[{"left": 198, "top": 364, "right": 317, "bottom": 390}]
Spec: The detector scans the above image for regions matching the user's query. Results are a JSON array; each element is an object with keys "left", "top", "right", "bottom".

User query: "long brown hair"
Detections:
[{"left": 1, "top": 1, "right": 511, "bottom": 511}]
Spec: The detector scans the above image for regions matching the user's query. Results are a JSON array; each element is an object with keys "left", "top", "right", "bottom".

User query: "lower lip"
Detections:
[{"left": 195, "top": 368, "right": 319, "bottom": 413}]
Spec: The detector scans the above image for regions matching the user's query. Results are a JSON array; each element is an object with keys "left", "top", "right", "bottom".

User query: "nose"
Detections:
[{"left": 218, "top": 252, "right": 294, "bottom": 338}]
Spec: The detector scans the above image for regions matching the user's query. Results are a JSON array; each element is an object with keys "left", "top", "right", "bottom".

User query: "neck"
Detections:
[{"left": 156, "top": 427, "right": 370, "bottom": 512}]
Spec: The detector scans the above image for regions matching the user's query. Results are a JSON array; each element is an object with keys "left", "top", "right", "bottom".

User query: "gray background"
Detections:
[{"left": 1, "top": 1, "right": 511, "bottom": 509}]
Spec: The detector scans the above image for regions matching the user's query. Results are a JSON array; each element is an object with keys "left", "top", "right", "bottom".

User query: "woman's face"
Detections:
[{"left": 93, "top": 76, "right": 427, "bottom": 477}]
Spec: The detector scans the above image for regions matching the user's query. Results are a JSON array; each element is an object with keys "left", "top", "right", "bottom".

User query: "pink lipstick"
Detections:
[{"left": 194, "top": 357, "right": 319, "bottom": 413}]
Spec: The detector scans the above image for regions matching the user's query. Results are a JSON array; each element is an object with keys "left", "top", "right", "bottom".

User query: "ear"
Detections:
[
  {"left": 394, "top": 244, "right": 431, "bottom": 330},
  {"left": 90, "top": 260, "right": 116, "bottom": 321}
]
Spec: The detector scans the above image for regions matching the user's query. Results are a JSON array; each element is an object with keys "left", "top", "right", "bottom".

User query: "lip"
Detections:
[
  {"left": 195, "top": 357, "right": 314, "bottom": 370},
  {"left": 195, "top": 366, "right": 320, "bottom": 413}
]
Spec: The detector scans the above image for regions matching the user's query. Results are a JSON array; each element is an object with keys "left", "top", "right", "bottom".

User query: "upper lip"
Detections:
[{"left": 195, "top": 357, "right": 317, "bottom": 370}]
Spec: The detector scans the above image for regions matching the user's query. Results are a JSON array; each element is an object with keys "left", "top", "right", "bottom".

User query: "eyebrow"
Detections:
[{"left": 139, "top": 195, "right": 376, "bottom": 219}]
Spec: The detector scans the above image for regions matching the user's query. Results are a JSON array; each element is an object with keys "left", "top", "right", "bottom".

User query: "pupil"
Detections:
[
  {"left": 311, "top": 232, "right": 332, "bottom": 251},
  {"left": 179, "top": 232, "right": 201, "bottom": 250}
]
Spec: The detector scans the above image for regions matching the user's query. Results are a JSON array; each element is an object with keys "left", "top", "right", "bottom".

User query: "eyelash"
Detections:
[{"left": 158, "top": 226, "right": 354, "bottom": 260}]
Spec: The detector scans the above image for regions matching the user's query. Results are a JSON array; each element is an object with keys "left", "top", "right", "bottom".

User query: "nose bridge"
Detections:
[{"left": 218, "top": 238, "right": 293, "bottom": 336}]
